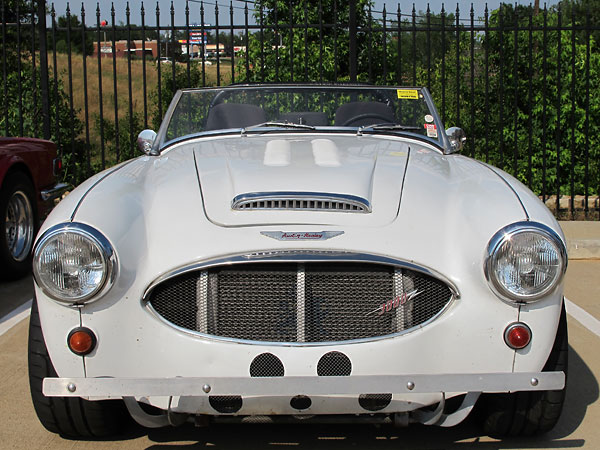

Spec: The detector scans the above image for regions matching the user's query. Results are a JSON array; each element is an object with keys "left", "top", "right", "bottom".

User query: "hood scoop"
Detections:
[
  {"left": 194, "top": 134, "right": 412, "bottom": 227},
  {"left": 232, "top": 192, "right": 371, "bottom": 213}
]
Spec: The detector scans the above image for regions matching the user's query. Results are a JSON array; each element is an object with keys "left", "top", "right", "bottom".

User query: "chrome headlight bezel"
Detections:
[
  {"left": 33, "top": 222, "right": 117, "bottom": 304},
  {"left": 485, "top": 221, "right": 567, "bottom": 304}
]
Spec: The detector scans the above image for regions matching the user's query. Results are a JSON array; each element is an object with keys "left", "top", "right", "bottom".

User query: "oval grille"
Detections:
[{"left": 146, "top": 261, "right": 454, "bottom": 344}]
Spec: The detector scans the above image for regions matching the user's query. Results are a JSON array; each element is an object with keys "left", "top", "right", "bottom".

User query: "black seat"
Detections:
[
  {"left": 205, "top": 103, "right": 267, "bottom": 131},
  {"left": 334, "top": 101, "right": 396, "bottom": 127},
  {"left": 278, "top": 112, "right": 329, "bottom": 126}
]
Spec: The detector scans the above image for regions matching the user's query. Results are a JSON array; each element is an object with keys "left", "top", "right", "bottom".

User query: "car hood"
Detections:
[
  {"left": 193, "top": 134, "right": 412, "bottom": 227},
  {"left": 66, "top": 133, "right": 529, "bottom": 233},
  {"left": 47, "top": 132, "right": 535, "bottom": 285}
]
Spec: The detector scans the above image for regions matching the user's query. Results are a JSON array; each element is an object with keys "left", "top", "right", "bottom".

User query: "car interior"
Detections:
[{"left": 203, "top": 100, "right": 397, "bottom": 130}]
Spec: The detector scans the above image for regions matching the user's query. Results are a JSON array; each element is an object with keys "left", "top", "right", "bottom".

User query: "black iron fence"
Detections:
[{"left": 1, "top": 1, "right": 599, "bottom": 219}]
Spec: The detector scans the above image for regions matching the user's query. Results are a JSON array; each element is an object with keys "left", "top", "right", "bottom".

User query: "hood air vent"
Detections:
[{"left": 231, "top": 192, "right": 371, "bottom": 213}]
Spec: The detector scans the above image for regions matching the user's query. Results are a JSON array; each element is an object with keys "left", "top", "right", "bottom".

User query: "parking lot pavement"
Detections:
[
  {"left": 564, "top": 260, "right": 600, "bottom": 321},
  {"left": 0, "top": 259, "right": 597, "bottom": 449},
  {"left": 0, "top": 275, "right": 32, "bottom": 318}
]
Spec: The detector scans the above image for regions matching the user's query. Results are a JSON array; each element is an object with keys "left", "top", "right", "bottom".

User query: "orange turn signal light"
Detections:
[{"left": 67, "top": 327, "right": 96, "bottom": 356}]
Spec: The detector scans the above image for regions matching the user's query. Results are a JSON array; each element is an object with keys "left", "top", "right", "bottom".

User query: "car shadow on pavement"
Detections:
[
  {"left": 546, "top": 345, "right": 598, "bottom": 439},
  {"left": 142, "top": 421, "right": 586, "bottom": 450}
]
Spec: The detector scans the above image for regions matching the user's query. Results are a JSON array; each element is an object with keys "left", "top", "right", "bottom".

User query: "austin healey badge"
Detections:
[{"left": 260, "top": 231, "right": 344, "bottom": 241}]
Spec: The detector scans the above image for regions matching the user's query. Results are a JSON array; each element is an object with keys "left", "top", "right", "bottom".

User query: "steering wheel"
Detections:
[{"left": 341, "top": 113, "right": 395, "bottom": 127}]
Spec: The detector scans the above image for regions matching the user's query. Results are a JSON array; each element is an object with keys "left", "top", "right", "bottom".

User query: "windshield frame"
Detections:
[{"left": 153, "top": 84, "right": 449, "bottom": 153}]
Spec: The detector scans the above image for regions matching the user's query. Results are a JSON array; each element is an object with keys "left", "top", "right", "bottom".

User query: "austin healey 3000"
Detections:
[{"left": 29, "top": 84, "right": 567, "bottom": 438}]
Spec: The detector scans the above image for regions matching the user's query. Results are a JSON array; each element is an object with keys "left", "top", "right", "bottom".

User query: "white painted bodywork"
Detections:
[{"left": 35, "top": 131, "right": 565, "bottom": 418}]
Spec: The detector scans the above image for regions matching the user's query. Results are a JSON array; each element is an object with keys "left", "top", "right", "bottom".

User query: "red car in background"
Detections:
[{"left": 0, "top": 137, "right": 67, "bottom": 280}]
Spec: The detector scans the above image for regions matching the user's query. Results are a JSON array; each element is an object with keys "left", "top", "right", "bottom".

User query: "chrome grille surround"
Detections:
[
  {"left": 143, "top": 251, "right": 459, "bottom": 346},
  {"left": 231, "top": 192, "right": 371, "bottom": 213}
]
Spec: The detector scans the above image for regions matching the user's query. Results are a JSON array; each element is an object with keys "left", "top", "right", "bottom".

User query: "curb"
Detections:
[
  {"left": 566, "top": 239, "right": 600, "bottom": 260},
  {"left": 559, "top": 221, "right": 600, "bottom": 260}
]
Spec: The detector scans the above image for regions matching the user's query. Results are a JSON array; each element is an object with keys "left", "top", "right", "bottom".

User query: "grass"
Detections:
[{"left": 48, "top": 53, "right": 234, "bottom": 161}]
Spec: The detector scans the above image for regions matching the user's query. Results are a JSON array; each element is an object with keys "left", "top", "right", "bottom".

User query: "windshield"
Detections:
[{"left": 160, "top": 85, "right": 443, "bottom": 147}]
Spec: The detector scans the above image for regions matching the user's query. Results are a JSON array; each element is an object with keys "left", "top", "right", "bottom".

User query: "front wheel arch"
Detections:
[{"left": 477, "top": 302, "right": 568, "bottom": 437}]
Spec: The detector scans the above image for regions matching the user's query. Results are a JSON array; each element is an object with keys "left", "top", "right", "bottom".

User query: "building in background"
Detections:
[{"left": 93, "top": 40, "right": 158, "bottom": 58}]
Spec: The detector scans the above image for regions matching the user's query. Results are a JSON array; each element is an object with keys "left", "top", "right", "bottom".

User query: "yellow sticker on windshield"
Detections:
[{"left": 397, "top": 89, "right": 419, "bottom": 99}]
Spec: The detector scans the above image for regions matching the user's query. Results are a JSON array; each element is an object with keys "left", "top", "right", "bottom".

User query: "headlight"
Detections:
[
  {"left": 485, "top": 222, "right": 567, "bottom": 303},
  {"left": 33, "top": 223, "right": 116, "bottom": 304}
]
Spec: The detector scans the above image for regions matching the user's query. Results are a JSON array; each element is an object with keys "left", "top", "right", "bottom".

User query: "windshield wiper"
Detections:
[
  {"left": 357, "top": 123, "right": 422, "bottom": 136},
  {"left": 241, "top": 121, "right": 316, "bottom": 136}
]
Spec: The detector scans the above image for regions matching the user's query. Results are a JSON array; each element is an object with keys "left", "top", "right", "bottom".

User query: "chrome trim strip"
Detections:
[
  {"left": 143, "top": 251, "right": 460, "bottom": 300},
  {"left": 231, "top": 192, "right": 372, "bottom": 213},
  {"left": 393, "top": 268, "right": 403, "bottom": 330},
  {"left": 484, "top": 221, "right": 568, "bottom": 304},
  {"left": 297, "top": 263, "right": 306, "bottom": 343},
  {"left": 40, "top": 182, "right": 70, "bottom": 202},
  {"left": 33, "top": 222, "right": 118, "bottom": 305},
  {"left": 196, "top": 271, "right": 208, "bottom": 334},
  {"left": 421, "top": 87, "right": 450, "bottom": 152},
  {"left": 154, "top": 90, "right": 183, "bottom": 152},
  {"left": 142, "top": 250, "right": 460, "bottom": 347}
]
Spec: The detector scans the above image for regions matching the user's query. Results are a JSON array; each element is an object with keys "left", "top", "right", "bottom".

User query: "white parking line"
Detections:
[
  {"left": 565, "top": 298, "right": 600, "bottom": 338},
  {"left": 0, "top": 299, "right": 32, "bottom": 337}
]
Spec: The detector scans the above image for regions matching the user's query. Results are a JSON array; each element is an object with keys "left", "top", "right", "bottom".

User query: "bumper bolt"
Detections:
[
  {"left": 406, "top": 381, "right": 415, "bottom": 391},
  {"left": 202, "top": 384, "right": 211, "bottom": 393},
  {"left": 531, "top": 377, "right": 539, "bottom": 387},
  {"left": 67, "top": 383, "right": 77, "bottom": 393}
]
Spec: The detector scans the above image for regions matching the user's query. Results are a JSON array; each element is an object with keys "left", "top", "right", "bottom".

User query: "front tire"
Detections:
[
  {"left": 28, "top": 296, "right": 131, "bottom": 437},
  {"left": 0, "top": 172, "right": 37, "bottom": 280},
  {"left": 478, "top": 303, "right": 568, "bottom": 437}
]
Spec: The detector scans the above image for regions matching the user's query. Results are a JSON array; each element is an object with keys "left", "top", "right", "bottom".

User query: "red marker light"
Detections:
[
  {"left": 504, "top": 323, "right": 532, "bottom": 350},
  {"left": 52, "top": 157, "right": 62, "bottom": 176},
  {"left": 67, "top": 328, "right": 97, "bottom": 356}
]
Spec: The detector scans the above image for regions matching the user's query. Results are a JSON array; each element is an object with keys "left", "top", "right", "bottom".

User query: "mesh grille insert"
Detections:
[
  {"left": 147, "top": 261, "right": 454, "bottom": 344},
  {"left": 359, "top": 393, "right": 393, "bottom": 411},
  {"left": 317, "top": 351, "right": 352, "bottom": 376},
  {"left": 250, "top": 353, "right": 285, "bottom": 377},
  {"left": 209, "top": 396, "right": 243, "bottom": 414},
  {"left": 290, "top": 395, "right": 312, "bottom": 410}
]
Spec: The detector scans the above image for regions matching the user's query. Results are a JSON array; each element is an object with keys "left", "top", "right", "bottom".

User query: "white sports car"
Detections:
[{"left": 29, "top": 84, "right": 568, "bottom": 438}]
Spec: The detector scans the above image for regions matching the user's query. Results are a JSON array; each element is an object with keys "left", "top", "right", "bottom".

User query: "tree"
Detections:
[
  {"left": 425, "top": 3, "right": 600, "bottom": 197},
  {"left": 0, "top": 62, "right": 88, "bottom": 183},
  {"left": 51, "top": 13, "right": 94, "bottom": 55},
  {"left": 238, "top": 0, "right": 374, "bottom": 82},
  {"left": 555, "top": 0, "right": 600, "bottom": 45},
  {"left": 387, "top": 6, "right": 458, "bottom": 85},
  {"left": 1, "top": 0, "right": 35, "bottom": 70}
]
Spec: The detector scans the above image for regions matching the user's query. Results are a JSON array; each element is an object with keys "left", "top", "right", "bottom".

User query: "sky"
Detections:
[{"left": 47, "top": 0, "right": 560, "bottom": 27}]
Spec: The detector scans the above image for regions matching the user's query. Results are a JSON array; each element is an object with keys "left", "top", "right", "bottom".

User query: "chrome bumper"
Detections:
[
  {"left": 41, "top": 182, "right": 69, "bottom": 201},
  {"left": 43, "top": 372, "right": 564, "bottom": 398}
]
